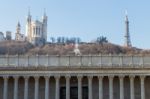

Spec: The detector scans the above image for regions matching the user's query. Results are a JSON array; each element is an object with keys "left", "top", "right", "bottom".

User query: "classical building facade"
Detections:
[
  {"left": 0, "top": 55, "right": 149, "bottom": 99},
  {"left": 26, "top": 10, "right": 47, "bottom": 45}
]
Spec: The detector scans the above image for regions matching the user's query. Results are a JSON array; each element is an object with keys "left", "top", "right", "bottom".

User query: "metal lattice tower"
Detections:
[{"left": 124, "top": 11, "right": 132, "bottom": 47}]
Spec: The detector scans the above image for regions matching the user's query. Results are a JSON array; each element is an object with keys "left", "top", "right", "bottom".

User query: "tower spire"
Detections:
[
  {"left": 44, "top": 8, "right": 46, "bottom": 16},
  {"left": 16, "top": 21, "right": 21, "bottom": 34},
  {"left": 124, "top": 10, "right": 132, "bottom": 47},
  {"left": 42, "top": 8, "right": 47, "bottom": 21},
  {"left": 27, "top": 7, "right": 31, "bottom": 22},
  {"left": 28, "top": 7, "right": 31, "bottom": 16}
]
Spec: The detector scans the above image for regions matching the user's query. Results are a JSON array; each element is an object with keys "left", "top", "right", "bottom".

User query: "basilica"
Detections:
[{"left": 26, "top": 10, "right": 47, "bottom": 45}]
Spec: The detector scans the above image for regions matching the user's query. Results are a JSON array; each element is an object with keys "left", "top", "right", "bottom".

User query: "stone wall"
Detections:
[{"left": 0, "top": 55, "right": 149, "bottom": 67}]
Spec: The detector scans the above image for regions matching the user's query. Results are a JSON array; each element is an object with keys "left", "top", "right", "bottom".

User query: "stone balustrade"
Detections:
[{"left": 0, "top": 54, "right": 149, "bottom": 67}]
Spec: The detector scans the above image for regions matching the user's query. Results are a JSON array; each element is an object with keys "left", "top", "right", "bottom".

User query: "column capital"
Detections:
[
  {"left": 65, "top": 75, "right": 71, "bottom": 79},
  {"left": 54, "top": 75, "right": 60, "bottom": 80},
  {"left": 77, "top": 75, "right": 83, "bottom": 79},
  {"left": 129, "top": 75, "right": 135, "bottom": 79},
  {"left": 3, "top": 76, "right": 9, "bottom": 80},
  {"left": 13, "top": 76, "right": 19, "bottom": 80},
  {"left": 88, "top": 75, "right": 93, "bottom": 80},
  {"left": 98, "top": 76, "right": 104, "bottom": 79},
  {"left": 24, "top": 76, "right": 30, "bottom": 80},
  {"left": 108, "top": 75, "right": 114, "bottom": 79},
  {"left": 140, "top": 75, "right": 145, "bottom": 80},
  {"left": 44, "top": 76, "right": 50, "bottom": 80},
  {"left": 34, "top": 76, "right": 40, "bottom": 81},
  {"left": 119, "top": 75, "right": 125, "bottom": 79}
]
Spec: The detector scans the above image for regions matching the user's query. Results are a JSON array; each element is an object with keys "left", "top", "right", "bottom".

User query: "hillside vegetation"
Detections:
[{"left": 0, "top": 41, "right": 149, "bottom": 55}]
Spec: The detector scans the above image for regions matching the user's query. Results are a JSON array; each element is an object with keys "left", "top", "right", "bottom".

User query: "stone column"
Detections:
[
  {"left": 45, "top": 76, "right": 50, "bottom": 99},
  {"left": 98, "top": 76, "right": 103, "bottom": 99},
  {"left": 24, "top": 76, "right": 29, "bottom": 99},
  {"left": 14, "top": 76, "right": 19, "bottom": 99},
  {"left": 3, "top": 76, "right": 8, "bottom": 99},
  {"left": 130, "top": 76, "right": 135, "bottom": 99},
  {"left": 34, "top": 76, "right": 39, "bottom": 99},
  {"left": 66, "top": 75, "right": 71, "bottom": 99},
  {"left": 140, "top": 76, "right": 145, "bottom": 99},
  {"left": 109, "top": 76, "right": 114, "bottom": 99},
  {"left": 119, "top": 76, "right": 124, "bottom": 99},
  {"left": 88, "top": 76, "right": 93, "bottom": 99},
  {"left": 77, "top": 75, "right": 82, "bottom": 99},
  {"left": 55, "top": 76, "right": 60, "bottom": 99}
]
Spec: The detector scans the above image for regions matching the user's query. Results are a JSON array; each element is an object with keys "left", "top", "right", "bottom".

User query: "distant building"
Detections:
[
  {"left": 15, "top": 22, "right": 25, "bottom": 41},
  {"left": 26, "top": 10, "right": 47, "bottom": 46},
  {"left": 0, "top": 32, "right": 5, "bottom": 41},
  {"left": 6, "top": 31, "right": 12, "bottom": 40}
]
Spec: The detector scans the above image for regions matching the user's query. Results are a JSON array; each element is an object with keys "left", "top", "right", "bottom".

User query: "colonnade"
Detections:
[{"left": 2, "top": 75, "right": 146, "bottom": 99}]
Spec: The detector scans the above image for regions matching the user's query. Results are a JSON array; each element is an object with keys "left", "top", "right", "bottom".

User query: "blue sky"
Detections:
[{"left": 0, "top": 0, "right": 150, "bottom": 49}]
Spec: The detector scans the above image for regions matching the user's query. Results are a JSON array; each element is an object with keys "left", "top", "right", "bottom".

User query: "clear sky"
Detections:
[{"left": 0, "top": 0, "right": 150, "bottom": 49}]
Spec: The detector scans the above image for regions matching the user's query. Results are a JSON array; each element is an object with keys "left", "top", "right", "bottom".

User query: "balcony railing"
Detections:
[{"left": 0, "top": 55, "right": 149, "bottom": 67}]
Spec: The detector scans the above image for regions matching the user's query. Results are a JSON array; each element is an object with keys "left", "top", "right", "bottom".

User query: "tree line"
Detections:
[
  {"left": 50, "top": 37, "right": 81, "bottom": 44},
  {"left": 50, "top": 36, "right": 108, "bottom": 44}
]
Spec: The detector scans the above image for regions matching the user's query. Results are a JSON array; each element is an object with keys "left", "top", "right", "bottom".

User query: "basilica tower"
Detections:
[
  {"left": 15, "top": 22, "right": 25, "bottom": 41},
  {"left": 26, "top": 9, "right": 32, "bottom": 42},
  {"left": 124, "top": 11, "right": 132, "bottom": 47},
  {"left": 16, "top": 22, "right": 21, "bottom": 34},
  {"left": 42, "top": 10, "right": 48, "bottom": 43}
]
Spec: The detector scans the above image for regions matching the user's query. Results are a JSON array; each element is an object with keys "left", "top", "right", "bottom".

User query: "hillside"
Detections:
[{"left": 0, "top": 41, "right": 149, "bottom": 55}]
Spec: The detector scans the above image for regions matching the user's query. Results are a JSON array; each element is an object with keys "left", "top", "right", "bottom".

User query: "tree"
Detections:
[
  {"left": 96, "top": 36, "right": 108, "bottom": 45},
  {"left": 50, "top": 37, "right": 55, "bottom": 43},
  {"left": 57, "top": 37, "right": 61, "bottom": 44},
  {"left": 77, "top": 37, "right": 81, "bottom": 43}
]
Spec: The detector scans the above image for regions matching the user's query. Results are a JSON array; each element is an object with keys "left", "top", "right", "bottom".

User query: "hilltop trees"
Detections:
[
  {"left": 96, "top": 36, "right": 108, "bottom": 44},
  {"left": 50, "top": 37, "right": 81, "bottom": 44}
]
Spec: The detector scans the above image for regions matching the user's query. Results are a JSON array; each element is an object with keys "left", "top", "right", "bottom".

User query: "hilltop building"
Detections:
[
  {"left": 0, "top": 32, "right": 5, "bottom": 41},
  {"left": 15, "top": 22, "right": 25, "bottom": 41},
  {"left": 26, "top": 10, "right": 47, "bottom": 46},
  {"left": 5, "top": 31, "right": 12, "bottom": 40}
]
